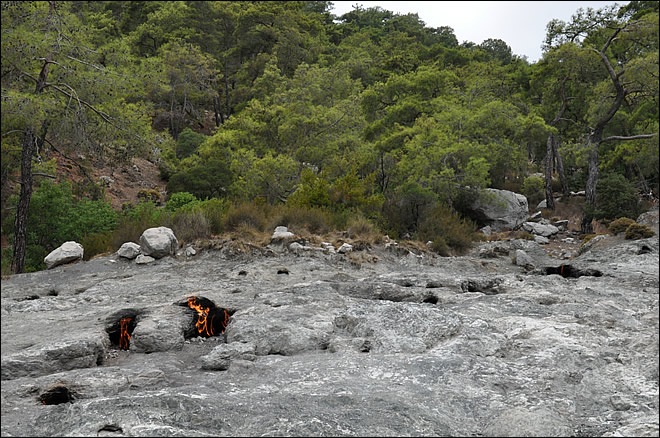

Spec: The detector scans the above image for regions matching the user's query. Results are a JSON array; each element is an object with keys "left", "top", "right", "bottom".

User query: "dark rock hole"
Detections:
[
  {"left": 543, "top": 264, "right": 603, "bottom": 278},
  {"left": 423, "top": 295, "right": 439, "bottom": 304},
  {"left": 39, "top": 385, "right": 74, "bottom": 405},
  {"left": 105, "top": 309, "right": 141, "bottom": 351},
  {"left": 98, "top": 425, "right": 123, "bottom": 434},
  {"left": 177, "top": 296, "right": 235, "bottom": 339},
  {"left": 638, "top": 245, "right": 652, "bottom": 255}
]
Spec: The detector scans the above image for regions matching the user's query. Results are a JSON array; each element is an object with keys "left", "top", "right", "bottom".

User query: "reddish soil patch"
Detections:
[{"left": 54, "top": 153, "right": 168, "bottom": 210}]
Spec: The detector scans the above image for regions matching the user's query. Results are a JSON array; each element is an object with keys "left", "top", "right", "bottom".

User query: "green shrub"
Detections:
[
  {"left": 176, "top": 127, "right": 207, "bottom": 159},
  {"left": 521, "top": 175, "right": 545, "bottom": 208},
  {"left": 608, "top": 217, "right": 635, "bottom": 235},
  {"left": 624, "top": 222, "right": 655, "bottom": 240},
  {"left": 165, "top": 191, "right": 199, "bottom": 211},
  {"left": 587, "top": 173, "right": 641, "bottom": 221},
  {"left": 3, "top": 180, "right": 118, "bottom": 271},
  {"left": 195, "top": 198, "right": 228, "bottom": 235},
  {"left": 224, "top": 202, "right": 267, "bottom": 232},
  {"left": 137, "top": 189, "right": 162, "bottom": 205},
  {"left": 166, "top": 158, "right": 232, "bottom": 200},
  {"left": 287, "top": 169, "right": 331, "bottom": 209},
  {"left": 417, "top": 203, "right": 478, "bottom": 255},
  {"left": 382, "top": 181, "right": 437, "bottom": 237}
]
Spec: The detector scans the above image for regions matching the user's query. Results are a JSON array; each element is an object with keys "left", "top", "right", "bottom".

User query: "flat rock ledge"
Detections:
[{"left": 1, "top": 232, "right": 658, "bottom": 437}]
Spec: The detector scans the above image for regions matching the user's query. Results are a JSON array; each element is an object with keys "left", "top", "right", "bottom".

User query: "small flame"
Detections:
[
  {"left": 187, "top": 296, "right": 229, "bottom": 337},
  {"left": 119, "top": 318, "right": 132, "bottom": 350}
]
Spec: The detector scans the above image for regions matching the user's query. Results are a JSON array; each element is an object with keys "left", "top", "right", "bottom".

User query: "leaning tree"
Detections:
[
  {"left": 1, "top": 1, "right": 156, "bottom": 273},
  {"left": 543, "top": 3, "right": 658, "bottom": 232}
]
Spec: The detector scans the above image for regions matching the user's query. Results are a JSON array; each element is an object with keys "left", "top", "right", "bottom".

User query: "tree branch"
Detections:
[
  {"left": 33, "top": 172, "right": 56, "bottom": 179},
  {"left": 601, "top": 133, "right": 658, "bottom": 143}
]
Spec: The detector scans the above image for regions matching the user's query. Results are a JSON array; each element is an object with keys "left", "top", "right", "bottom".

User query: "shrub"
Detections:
[
  {"left": 3, "top": 180, "right": 118, "bottom": 271},
  {"left": 417, "top": 203, "right": 478, "bottom": 255},
  {"left": 166, "top": 209, "right": 210, "bottom": 243},
  {"left": 81, "top": 231, "right": 113, "bottom": 260},
  {"left": 521, "top": 175, "right": 545, "bottom": 208},
  {"left": 514, "top": 231, "right": 535, "bottom": 241},
  {"left": 224, "top": 202, "right": 267, "bottom": 232},
  {"left": 165, "top": 191, "right": 199, "bottom": 211},
  {"left": 176, "top": 127, "right": 207, "bottom": 159},
  {"left": 588, "top": 173, "right": 641, "bottom": 221},
  {"left": 382, "top": 181, "right": 437, "bottom": 237},
  {"left": 137, "top": 189, "right": 162, "bottom": 205},
  {"left": 346, "top": 216, "right": 382, "bottom": 247},
  {"left": 196, "top": 198, "right": 228, "bottom": 235},
  {"left": 167, "top": 158, "right": 232, "bottom": 200},
  {"left": 270, "top": 205, "right": 333, "bottom": 234},
  {"left": 287, "top": 169, "right": 331, "bottom": 209},
  {"left": 608, "top": 217, "right": 635, "bottom": 235},
  {"left": 624, "top": 222, "right": 655, "bottom": 240}
]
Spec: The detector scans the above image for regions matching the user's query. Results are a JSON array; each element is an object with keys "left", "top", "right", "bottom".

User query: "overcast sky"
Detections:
[{"left": 330, "top": 1, "right": 629, "bottom": 62}]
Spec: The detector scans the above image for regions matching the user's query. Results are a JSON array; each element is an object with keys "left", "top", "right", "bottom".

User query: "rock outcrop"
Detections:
[{"left": 1, "top": 230, "right": 658, "bottom": 437}]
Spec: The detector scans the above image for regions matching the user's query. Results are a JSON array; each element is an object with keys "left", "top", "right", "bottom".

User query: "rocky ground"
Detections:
[{"left": 1, "top": 215, "right": 659, "bottom": 437}]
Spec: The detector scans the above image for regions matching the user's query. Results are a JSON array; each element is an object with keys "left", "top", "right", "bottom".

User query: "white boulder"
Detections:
[
  {"left": 271, "top": 226, "right": 296, "bottom": 243},
  {"left": 44, "top": 241, "right": 84, "bottom": 269},
  {"left": 139, "top": 227, "right": 178, "bottom": 259},
  {"left": 118, "top": 242, "right": 141, "bottom": 259}
]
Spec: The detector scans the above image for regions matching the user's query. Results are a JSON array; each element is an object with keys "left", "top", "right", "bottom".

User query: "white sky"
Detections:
[{"left": 330, "top": 1, "right": 629, "bottom": 62}]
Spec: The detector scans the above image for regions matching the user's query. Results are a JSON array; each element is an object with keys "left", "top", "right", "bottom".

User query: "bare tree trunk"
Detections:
[
  {"left": 544, "top": 135, "right": 555, "bottom": 210},
  {"left": 11, "top": 22, "right": 53, "bottom": 273},
  {"left": 11, "top": 129, "right": 36, "bottom": 274},
  {"left": 551, "top": 138, "right": 570, "bottom": 197},
  {"left": 581, "top": 145, "right": 599, "bottom": 234}
]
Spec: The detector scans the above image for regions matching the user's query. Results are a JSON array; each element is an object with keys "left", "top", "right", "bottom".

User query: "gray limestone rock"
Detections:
[
  {"left": 44, "top": 241, "right": 84, "bottom": 269},
  {"left": 139, "top": 226, "right": 178, "bottom": 259},
  {"left": 468, "top": 188, "right": 529, "bottom": 231},
  {"left": 117, "top": 242, "right": 141, "bottom": 259},
  {"left": 522, "top": 221, "right": 560, "bottom": 237},
  {"left": 483, "top": 407, "right": 573, "bottom": 437},
  {"left": 135, "top": 254, "right": 155, "bottom": 264},
  {"left": 1, "top": 230, "right": 658, "bottom": 437}
]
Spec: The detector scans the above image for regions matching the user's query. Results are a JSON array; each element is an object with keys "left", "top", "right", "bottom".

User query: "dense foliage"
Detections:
[{"left": 1, "top": 1, "right": 658, "bottom": 274}]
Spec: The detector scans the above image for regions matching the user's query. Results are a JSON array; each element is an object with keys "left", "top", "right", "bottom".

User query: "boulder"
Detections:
[
  {"left": 139, "top": 226, "right": 178, "bottom": 259},
  {"left": 337, "top": 243, "right": 353, "bottom": 254},
  {"left": 271, "top": 226, "right": 296, "bottom": 244},
  {"left": 44, "top": 241, "right": 84, "bottom": 269},
  {"left": 515, "top": 249, "right": 535, "bottom": 269},
  {"left": 118, "top": 242, "right": 141, "bottom": 259},
  {"left": 135, "top": 254, "right": 155, "bottom": 264},
  {"left": 467, "top": 188, "right": 529, "bottom": 231},
  {"left": 522, "top": 221, "right": 559, "bottom": 237}
]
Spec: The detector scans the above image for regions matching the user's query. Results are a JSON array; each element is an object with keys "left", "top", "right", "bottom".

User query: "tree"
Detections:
[
  {"left": 2, "top": 1, "right": 156, "bottom": 273},
  {"left": 544, "top": 5, "right": 658, "bottom": 232}
]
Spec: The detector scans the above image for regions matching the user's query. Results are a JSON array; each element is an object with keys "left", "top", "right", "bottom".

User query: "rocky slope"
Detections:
[{"left": 1, "top": 226, "right": 658, "bottom": 437}]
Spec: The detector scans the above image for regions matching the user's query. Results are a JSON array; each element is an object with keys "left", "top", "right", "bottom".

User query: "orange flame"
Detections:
[
  {"left": 187, "top": 296, "right": 229, "bottom": 337},
  {"left": 119, "top": 318, "right": 132, "bottom": 350}
]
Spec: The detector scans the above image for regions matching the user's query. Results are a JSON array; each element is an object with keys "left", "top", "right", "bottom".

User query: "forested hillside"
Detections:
[{"left": 2, "top": 1, "right": 658, "bottom": 274}]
